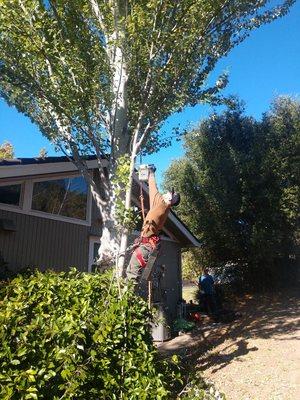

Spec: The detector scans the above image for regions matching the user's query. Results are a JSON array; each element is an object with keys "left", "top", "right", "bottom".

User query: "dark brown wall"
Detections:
[{"left": 0, "top": 209, "right": 89, "bottom": 274}]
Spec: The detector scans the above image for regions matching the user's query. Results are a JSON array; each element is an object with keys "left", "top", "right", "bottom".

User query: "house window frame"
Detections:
[
  {"left": 0, "top": 181, "right": 25, "bottom": 210},
  {"left": 0, "top": 173, "right": 92, "bottom": 226}
]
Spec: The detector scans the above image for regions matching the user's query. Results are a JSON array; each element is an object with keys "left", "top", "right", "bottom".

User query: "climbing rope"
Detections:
[{"left": 139, "top": 181, "right": 146, "bottom": 222}]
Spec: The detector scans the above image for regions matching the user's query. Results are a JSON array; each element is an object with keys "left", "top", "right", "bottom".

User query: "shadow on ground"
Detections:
[{"left": 158, "top": 288, "right": 300, "bottom": 374}]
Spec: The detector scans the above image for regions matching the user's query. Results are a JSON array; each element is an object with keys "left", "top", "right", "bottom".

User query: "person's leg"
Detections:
[
  {"left": 204, "top": 294, "right": 216, "bottom": 314},
  {"left": 211, "top": 294, "right": 218, "bottom": 312},
  {"left": 207, "top": 293, "right": 221, "bottom": 322},
  {"left": 126, "top": 243, "right": 152, "bottom": 282},
  {"left": 203, "top": 294, "right": 210, "bottom": 314},
  {"left": 214, "top": 286, "right": 223, "bottom": 310}
]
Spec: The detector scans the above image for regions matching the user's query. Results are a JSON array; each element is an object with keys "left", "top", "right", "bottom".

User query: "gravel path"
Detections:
[{"left": 158, "top": 289, "right": 300, "bottom": 400}]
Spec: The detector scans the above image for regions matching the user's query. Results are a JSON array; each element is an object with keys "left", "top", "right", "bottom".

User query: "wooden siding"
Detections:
[
  {"left": 154, "top": 240, "right": 182, "bottom": 325},
  {"left": 89, "top": 198, "right": 102, "bottom": 237},
  {"left": 0, "top": 209, "right": 89, "bottom": 273}
]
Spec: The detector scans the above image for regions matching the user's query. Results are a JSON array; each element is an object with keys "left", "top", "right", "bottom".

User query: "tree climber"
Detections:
[{"left": 126, "top": 165, "right": 180, "bottom": 284}]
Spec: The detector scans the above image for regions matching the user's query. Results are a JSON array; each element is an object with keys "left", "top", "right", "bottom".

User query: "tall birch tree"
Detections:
[{"left": 0, "top": 0, "right": 295, "bottom": 274}]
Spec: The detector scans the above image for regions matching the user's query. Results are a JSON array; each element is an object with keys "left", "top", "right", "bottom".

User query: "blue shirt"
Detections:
[{"left": 199, "top": 274, "right": 214, "bottom": 295}]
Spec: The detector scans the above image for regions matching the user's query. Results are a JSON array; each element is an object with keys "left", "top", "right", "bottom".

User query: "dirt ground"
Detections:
[{"left": 158, "top": 288, "right": 300, "bottom": 400}]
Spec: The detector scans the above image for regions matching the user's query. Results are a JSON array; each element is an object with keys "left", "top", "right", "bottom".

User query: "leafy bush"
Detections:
[
  {"left": 177, "top": 374, "right": 226, "bottom": 400},
  {"left": 0, "top": 269, "right": 179, "bottom": 399},
  {"left": 173, "top": 318, "right": 195, "bottom": 333}
]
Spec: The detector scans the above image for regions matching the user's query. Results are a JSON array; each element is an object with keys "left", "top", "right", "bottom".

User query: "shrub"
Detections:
[
  {"left": 0, "top": 269, "right": 178, "bottom": 399},
  {"left": 177, "top": 373, "right": 226, "bottom": 400}
]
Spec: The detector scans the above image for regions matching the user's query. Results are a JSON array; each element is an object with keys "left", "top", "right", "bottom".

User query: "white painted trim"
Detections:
[
  {"left": 0, "top": 202, "right": 23, "bottom": 212},
  {"left": 0, "top": 203, "right": 92, "bottom": 226},
  {"left": 0, "top": 180, "right": 24, "bottom": 187},
  {"left": 161, "top": 225, "right": 179, "bottom": 242},
  {"left": 0, "top": 180, "right": 24, "bottom": 209},
  {"left": 0, "top": 173, "right": 92, "bottom": 226},
  {"left": 168, "top": 211, "right": 201, "bottom": 247},
  {"left": 30, "top": 174, "right": 92, "bottom": 225},
  {"left": 0, "top": 170, "right": 80, "bottom": 184},
  {"left": 0, "top": 158, "right": 106, "bottom": 179},
  {"left": 23, "top": 180, "right": 33, "bottom": 212}
]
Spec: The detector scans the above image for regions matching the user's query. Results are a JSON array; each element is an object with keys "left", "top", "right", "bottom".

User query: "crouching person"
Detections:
[{"left": 126, "top": 167, "right": 180, "bottom": 284}]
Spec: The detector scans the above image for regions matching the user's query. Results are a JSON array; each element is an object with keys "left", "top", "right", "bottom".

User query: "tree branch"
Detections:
[
  {"left": 89, "top": 0, "right": 109, "bottom": 57},
  {"left": 136, "top": 120, "right": 156, "bottom": 153}
]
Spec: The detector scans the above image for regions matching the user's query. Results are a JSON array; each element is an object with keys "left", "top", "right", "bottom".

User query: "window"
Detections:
[
  {"left": 89, "top": 238, "right": 101, "bottom": 272},
  {"left": 90, "top": 242, "right": 100, "bottom": 272},
  {"left": 31, "top": 176, "right": 88, "bottom": 220},
  {"left": 0, "top": 184, "right": 22, "bottom": 206},
  {"left": 92, "top": 242, "right": 100, "bottom": 264}
]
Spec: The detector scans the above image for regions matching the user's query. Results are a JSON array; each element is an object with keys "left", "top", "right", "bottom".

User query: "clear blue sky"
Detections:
[{"left": 1, "top": 1, "right": 299, "bottom": 186}]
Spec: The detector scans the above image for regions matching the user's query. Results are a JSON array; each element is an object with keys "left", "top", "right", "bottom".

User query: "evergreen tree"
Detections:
[{"left": 164, "top": 98, "right": 299, "bottom": 287}]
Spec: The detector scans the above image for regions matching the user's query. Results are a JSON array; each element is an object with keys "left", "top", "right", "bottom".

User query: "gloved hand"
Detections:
[{"left": 148, "top": 164, "right": 156, "bottom": 173}]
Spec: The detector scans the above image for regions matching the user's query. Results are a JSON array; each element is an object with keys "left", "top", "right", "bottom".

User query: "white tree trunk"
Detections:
[
  {"left": 89, "top": 177, "right": 119, "bottom": 266},
  {"left": 91, "top": 150, "right": 138, "bottom": 277},
  {"left": 93, "top": 13, "right": 134, "bottom": 276},
  {"left": 116, "top": 148, "right": 138, "bottom": 277},
  {"left": 93, "top": 153, "right": 137, "bottom": 277},
  {"left": 99, "top": 218, "right": 120, "bottom": 267}
]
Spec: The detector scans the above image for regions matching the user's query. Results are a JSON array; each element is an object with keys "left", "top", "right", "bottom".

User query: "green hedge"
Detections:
[{"left": 0, "top": 269, "right": 178, "bottom": 399}]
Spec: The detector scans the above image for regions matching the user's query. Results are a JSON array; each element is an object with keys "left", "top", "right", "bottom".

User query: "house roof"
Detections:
[
  {"left": 0, "top": 156, "right": 200, "bottom": 247},
  {"left": 0, "top": 155, "right": 99, "bottom": 166},
  {"left": 0, "top": 155, "right": 103, "bottom": 179}
]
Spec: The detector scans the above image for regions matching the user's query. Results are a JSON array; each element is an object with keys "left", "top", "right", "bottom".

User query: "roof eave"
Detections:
[{"left": 0, "top": 158, "right": 106, "bottom": 179}]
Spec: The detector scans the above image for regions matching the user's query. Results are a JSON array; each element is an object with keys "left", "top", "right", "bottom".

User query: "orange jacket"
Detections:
[{"left": 141, "top": 172, "right": 170, "bottom": 237}]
